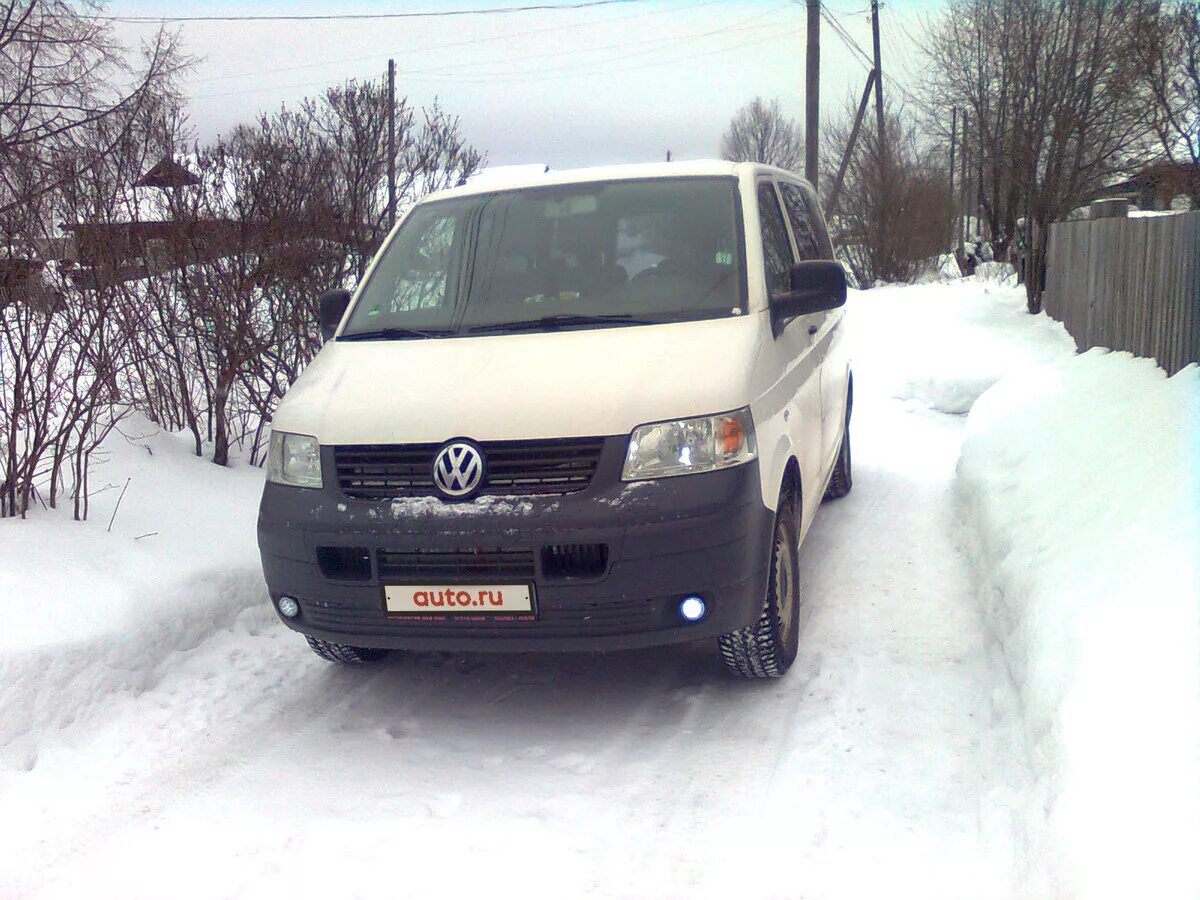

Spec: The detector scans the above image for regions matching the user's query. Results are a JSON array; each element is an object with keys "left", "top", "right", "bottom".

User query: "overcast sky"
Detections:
[{"left": 108, "top": 0, "right": 942, "bottom": 170}]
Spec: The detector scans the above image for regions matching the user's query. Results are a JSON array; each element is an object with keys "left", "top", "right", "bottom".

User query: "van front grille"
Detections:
[
  {"left": 333, "top": 438, "right": 605, "bottom": 500},
  {"left": 377, "top": 547, "right": 536, "bottom": 580}
]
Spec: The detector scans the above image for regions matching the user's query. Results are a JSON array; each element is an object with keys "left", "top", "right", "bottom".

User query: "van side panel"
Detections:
[
  {"left": 750, "top": 316, "right": 825, "bottom": 525},
  {"left": 738, "top": 170, "right": 824, "bottom": 519}
]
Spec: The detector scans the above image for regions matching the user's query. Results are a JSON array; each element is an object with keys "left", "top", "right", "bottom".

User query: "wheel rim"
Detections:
[{"left": 774, "top": 523, "right": 797, "bottom": 649}]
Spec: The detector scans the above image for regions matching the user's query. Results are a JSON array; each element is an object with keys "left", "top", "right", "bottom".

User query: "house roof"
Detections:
[
  {"left": 1095, "top": 161, "right": 1199, "bottom": 198},
  {"left": 135, "top": 156, "right": 201, "bottom": 189}
]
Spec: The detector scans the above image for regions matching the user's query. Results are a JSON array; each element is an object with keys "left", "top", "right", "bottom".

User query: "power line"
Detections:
[
  {"left": 816, "top": 5, "right": 874, "bottom": 69},
  {"left": 186, "top": 0, "right": 734, "bottom": 86},
  {"left": 98, "top": 0, "right": 640, "bottom": 25},
  {"left": 187, "top": 6, "right": 794, "bottom": 98},
  {"left": 876, "top": 7, "right": 925, "bottom": 108},
  {"left": 817, "top": 3, "right": 925, "bottom": 109},
  {"left": 430, "top": 19, "right": 800, "bottom": 82},
  {"left": 381, "top": 5, "right": 787, "bottom": 77},
  {"left": 203, "top": 25, "right": 799, "bottom": 96}
]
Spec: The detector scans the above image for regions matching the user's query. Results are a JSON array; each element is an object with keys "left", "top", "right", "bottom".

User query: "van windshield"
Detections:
[{"left": 340, "top": 177, "right": 745, "bottom": 338}]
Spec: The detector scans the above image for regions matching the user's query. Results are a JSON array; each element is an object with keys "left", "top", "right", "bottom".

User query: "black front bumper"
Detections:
[{"left": 256, "top": 439, "right": 774, "bottom": 651}]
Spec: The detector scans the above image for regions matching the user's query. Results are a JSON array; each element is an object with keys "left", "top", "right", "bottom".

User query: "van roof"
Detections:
[{"left": 427, "top": 159, "right": 811, "bottom": 201}]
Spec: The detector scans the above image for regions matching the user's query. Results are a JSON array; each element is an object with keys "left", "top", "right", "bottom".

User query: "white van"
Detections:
[{"left": 258, "top": 160, "right": 852, "bottom": 678}]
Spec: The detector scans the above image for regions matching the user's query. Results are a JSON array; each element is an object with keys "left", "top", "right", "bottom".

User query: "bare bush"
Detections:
[
  {"left": 4, "top": 20, "right": 487, "bottom": 514},
  {"left": 1, "top": 3, "right": 181, "bottom": 518},
  {"left": 823, "top": 104, "right": 954, "bottom": 286},
  {"left": 316, "top": 83, "right": 485, "bottom": 278},
  {"left": 142, "top": 82, "right": 485, "bottom": 468}
]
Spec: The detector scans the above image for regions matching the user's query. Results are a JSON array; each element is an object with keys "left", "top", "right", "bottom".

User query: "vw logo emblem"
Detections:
[{"left": 432, "top": 441, "right": 485, "bottom": 499}]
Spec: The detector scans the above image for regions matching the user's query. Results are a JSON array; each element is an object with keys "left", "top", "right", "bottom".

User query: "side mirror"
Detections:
[
  {"left": 318, "top": 288, "right": 351, "bottom": 342},
  {"left": 770, "top": 260, "right": 847, "bottom": 326}
]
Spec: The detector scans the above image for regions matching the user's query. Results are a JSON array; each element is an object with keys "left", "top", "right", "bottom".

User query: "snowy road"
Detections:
[{"left": 3, "top": 280, "right": 1074, "bottom": 899}]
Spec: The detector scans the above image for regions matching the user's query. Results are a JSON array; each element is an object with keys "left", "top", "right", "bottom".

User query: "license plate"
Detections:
[{"left": 383, "top": 584, "right": 535, "bottom": 616}]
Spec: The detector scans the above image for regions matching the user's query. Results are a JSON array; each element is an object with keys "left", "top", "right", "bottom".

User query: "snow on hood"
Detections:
[{"left": 271, "top": 315, "right": 763, "bottom": 444}]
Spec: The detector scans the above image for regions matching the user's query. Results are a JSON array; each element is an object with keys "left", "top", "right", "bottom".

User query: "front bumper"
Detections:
[{"left": 256, "top": 439, "right": 773, "bottom": 652}]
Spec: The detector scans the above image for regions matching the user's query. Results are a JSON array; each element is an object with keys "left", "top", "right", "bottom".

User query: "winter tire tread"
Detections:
[
  {"left": 717, "top": 485, "right": 800, "bottom": 679},
  {"left": 305, "top": 635, "right": 387, "bottom": 664}
]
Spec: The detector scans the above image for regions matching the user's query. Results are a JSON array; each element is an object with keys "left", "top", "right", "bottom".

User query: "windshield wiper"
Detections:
[
  {"left": 338, "top": 326, "right": 452, "bottom": 341},
  {"left": 467, "top": 314, "right": 655, "bottom": 335}
]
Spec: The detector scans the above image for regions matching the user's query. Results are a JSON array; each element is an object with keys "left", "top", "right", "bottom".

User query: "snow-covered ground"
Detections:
[
  {"left": 2, "top": 276, "right": 1196, "bottom": 898},
  {"left": 959, "top": 348, "right": 1200, "bottom": 898}
]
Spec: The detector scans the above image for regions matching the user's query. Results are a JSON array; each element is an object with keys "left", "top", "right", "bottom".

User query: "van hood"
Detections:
[{"left": 272, "top": 316, "right": 764, "bottom": 444}]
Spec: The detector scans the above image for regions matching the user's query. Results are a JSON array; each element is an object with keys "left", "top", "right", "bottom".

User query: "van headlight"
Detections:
[
  {"left": 622, "top": 408, "right": 756, "bottom": 481},
  {"left": 267, "top": 431, "right": 323, "bottom": 488}
]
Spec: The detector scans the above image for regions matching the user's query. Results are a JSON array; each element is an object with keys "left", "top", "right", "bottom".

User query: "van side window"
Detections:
[
  {"left": 757, "top": 182, "right": 793, "bottom": 294},
  {"left": 778, "top": 182, "right": 823, "bottom": 261}
]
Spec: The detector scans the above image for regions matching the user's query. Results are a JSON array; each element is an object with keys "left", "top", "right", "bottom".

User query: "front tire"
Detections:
[
  {"left": 305, "top": 635, "right": 388, "bottom": 665},
  {"left": 717, "top": 485, "right": 801, "bottom": 678}
]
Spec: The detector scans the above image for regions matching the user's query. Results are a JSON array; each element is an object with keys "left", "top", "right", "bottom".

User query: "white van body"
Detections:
[{"left": 259, "top": 160, "right": 852, "bottom": 678}]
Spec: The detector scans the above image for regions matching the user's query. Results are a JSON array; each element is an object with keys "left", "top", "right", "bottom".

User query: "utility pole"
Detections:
[
  {"left": 387, "top": 58, "right": 396, "bottom": 230},
  {"left": 870, "top": 0, "right": 885, "bottom": 142},
  {"left": 977, "top": 137, "right": 985, "bottom": 244},
  {"left": 960, "top": 109, "right": 968, "bottom": 254},
  {"left": 805, "top": 0, "right": 820, "bottom": 187},
  {"left": 948, "top": 107, "right": 957, "bottom": 252},
  {"left": 962, "top": 109, "right": 971, "bottom": 254}
]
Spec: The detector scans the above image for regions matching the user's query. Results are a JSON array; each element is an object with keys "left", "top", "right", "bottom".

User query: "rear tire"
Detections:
[
  {"left": 717, "top": 485, "right": 801, "bottom": 678},
  {"left": 822, "top": 425, "right": 852, "bottom": 501},
  {"left": 305, "top": 635, "right": 388, "bottom": 664},
  {"left": 823, "top": 382, "right": 853, "bottom": 501}
]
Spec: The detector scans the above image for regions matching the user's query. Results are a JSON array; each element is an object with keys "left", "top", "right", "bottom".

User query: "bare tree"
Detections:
[
  {"left": 1138, "top": 1, "right": 1200, "bottom": 202},
  {"left": 0, "top": 1, "right": 184, "bottom": 221},
  {"left": 720, "top": 97, "right": 805, "bottom": 172},
  {"left": 924, "top": 0, "right": 1159, "bottom": 311}
]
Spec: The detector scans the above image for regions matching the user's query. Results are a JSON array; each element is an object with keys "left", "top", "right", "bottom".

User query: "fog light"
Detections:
[
  {"left": 278, "top": 596, "right": 300, "bottom": 618},
  {"left": 679, "top": 595, "right": 706, "bottom": 622}
]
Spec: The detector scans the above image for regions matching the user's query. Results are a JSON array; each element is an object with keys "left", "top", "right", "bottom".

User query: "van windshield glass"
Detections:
[{"left": 340, "top": 177, "right": 744, "bottom": 338}]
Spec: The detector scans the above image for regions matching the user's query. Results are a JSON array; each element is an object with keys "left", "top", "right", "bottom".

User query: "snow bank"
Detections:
[
  {"left": 849, "top": 280, "right": 1075, "bottom": 415},
  {"left": 0, "top": 415, "right": 265, "bottom": 768},
  {"left": 957, "top": 350, "right": 1200, "bottom": 898}
]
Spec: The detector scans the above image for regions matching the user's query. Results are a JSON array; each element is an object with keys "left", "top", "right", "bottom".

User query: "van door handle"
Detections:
[{"left": 808, "top": 324, "right": 819, "bottom": 336}]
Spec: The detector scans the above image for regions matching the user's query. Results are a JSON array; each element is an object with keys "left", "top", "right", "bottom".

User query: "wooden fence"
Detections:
[{"left": 1044, "top": 209, "right": 1200, "bottom": 375}]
